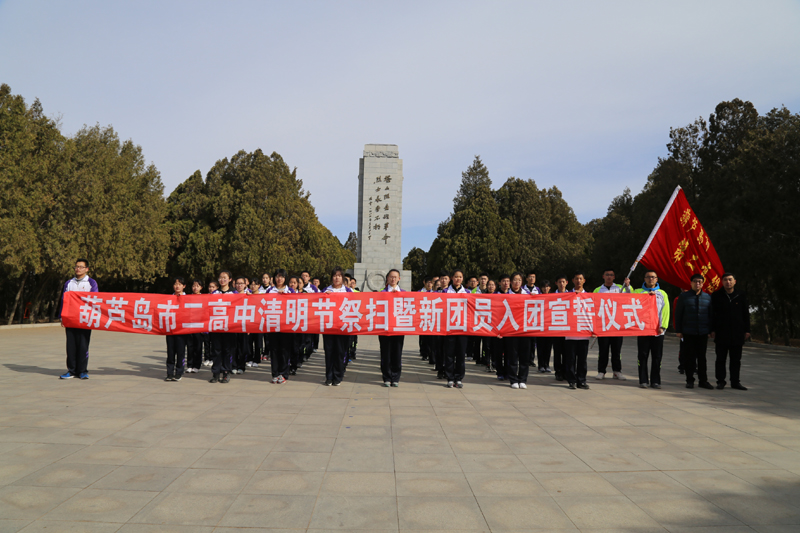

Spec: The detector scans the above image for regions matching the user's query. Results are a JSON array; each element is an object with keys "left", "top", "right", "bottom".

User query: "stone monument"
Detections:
[{"left": 351, "top": 144, "right": 413, "bottom": 291}]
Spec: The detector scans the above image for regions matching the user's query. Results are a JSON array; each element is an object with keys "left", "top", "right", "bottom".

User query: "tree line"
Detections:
[
  {"left": 0, "top": 84, "right": 354, "bottom": 325},
  {"left": 404, "top": 99, "right": 800, "bottom": 345},
  {"left": 3, "top": 84, "right": 797, "bottom": 343}
]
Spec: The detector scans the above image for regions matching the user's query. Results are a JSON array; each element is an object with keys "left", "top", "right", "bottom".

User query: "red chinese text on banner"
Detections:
[
  {"left": 61, "top": 291, "right": 660, "bottom": 337},
  {"left": 628, "top": 186, "right": 725, "bottom": 293}
]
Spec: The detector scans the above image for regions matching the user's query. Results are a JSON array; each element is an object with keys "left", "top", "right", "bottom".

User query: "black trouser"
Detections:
[
  {"left": 489, "top": 337, "right": 505, "bottom": 376},
  {"left": 248, "top": 334, "right": 263, "bottom": 363},
  {"left": 552, "top": 337, "right": 565, "bottom": 377},
  {"left": 431, "top": 336, "right": 444, "bottom": 370},
  {"left": 564, "top": 339, "right": 589, "bottom": 385},
  {"left": 504, "top": 336, "right": 531, "bottom": 385},
  {"left": 211, "top": 332, "right": 234, "bottom": 375},
  {"left": 677, "top": 338, "right": 684, "bottom": 371},
  {"left": 537, "top": 337, "right": 553, "bottom": 369},
  {"left": 637, "top": 335, "right": 664, "bottom": 385},
  {"left": 379, "top": 335, "right": 404, "bottom": 383},
  {"left": 65, "top": 327, "right": 91, "bottom": 375},
  {"left": 467, "top": 336, "right": 480, "bottom": 360},
  {"left": 323, "top": 334, "right": 347, "bottom": 383},
  {"left": 528, "top": 339, "right": 537, "bottom": 367},
  {"left": 290, "top": 333, "right": 302, "bottom": 371},
  {"left": 597, "top": 336, "right": 623, "bottom": 374},
  {"left": 348, "top": 335, "right": 358, "bottom": 359},
  {"left": 312, "top": 333, "right": 319, "bottom": 351},
  {"left": 186, "top": 333, "right": 204, "bottom": 369},
  {"left": 270, "top": 332, "right": 291, "bottom": 378},
  {"left": 683, "top": 334, "right": 709, "bottom": 385},
  {"left": 166, "top": 335, "right": 186, "bottom": 377},
  {"left": 419, "top": 335, "right": 429, "bottom": 360},
  {"left": 444, "top": 335, "right": 468, "bottom": 382},
  {"left": 715, "top": 342, "right": 743, "bottom": 386},
  {"left": 235, "top": 333, "right": 249, "bottom": 371},
  {"left": 301, "top": 334, "right": 313, "bottom": 360},
  {"left": 203, "top": 333, "right": 211, "bottom": 361}
]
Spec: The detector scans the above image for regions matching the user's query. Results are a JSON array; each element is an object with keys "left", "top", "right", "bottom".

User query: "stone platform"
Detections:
[{"left": 1, "top": 328, "right": 800, "bottom": 531}]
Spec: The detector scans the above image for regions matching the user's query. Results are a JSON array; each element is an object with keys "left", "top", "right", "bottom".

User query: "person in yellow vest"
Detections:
[{"left": 633, "top": 270, "right": 670, "bottom": 389}]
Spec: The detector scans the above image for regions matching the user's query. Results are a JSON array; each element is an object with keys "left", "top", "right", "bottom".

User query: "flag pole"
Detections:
[{"left": 625, "top": 185, "right": 682, "bottom": 281}]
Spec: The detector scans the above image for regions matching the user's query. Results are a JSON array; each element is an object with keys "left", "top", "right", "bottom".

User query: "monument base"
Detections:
[{"left": 350, "top": 263, "right": 412, "bottom": 292}]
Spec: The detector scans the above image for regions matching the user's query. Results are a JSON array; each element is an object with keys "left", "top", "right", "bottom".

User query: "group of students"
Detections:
[
  {"left": 163, "top": 269, "right": 361, "bottom": 385},
  {"left": 59, "top": 257, "right": 745, "bottom": 392},
  {"left": 416, "top": 269, "right": 658, "bottom": 390},
  {"left": 163, "top": 266, "right": 669, "bottom": 392}
]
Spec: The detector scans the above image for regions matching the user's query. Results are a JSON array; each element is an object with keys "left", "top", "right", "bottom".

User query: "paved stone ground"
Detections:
[{"left": 1, "top": 327, "right": 800, "bottom": 532}]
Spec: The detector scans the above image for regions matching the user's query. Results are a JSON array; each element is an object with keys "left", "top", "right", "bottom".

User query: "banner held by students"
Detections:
[
  {"left": 62, "top": 291, "right": 660, "bottom": 337},
  {"left": 627, "top": 186, "right": 725, "bottom": 292}
]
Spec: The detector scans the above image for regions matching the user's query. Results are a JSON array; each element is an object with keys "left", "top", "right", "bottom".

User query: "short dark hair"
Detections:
[
  {"left": 301, "top": 270, "right": 311, "bottom": 276},
  {"left": 603, "top": 268, "right": 615, "bottom": 275},
  {"left": 572, "top": 271, "right": 586, "bottom": 279},
  {"left": 526, "top": 270, "right": 536, "bottom": 277},
  {"left": 511, "top": 271, "right": 524, "bottom": 281},
  {"left": 235, "top": 277, "right": 247, "bottom": 284},
  {"left": 75, "top": 258, "right": 89, "bottom": 267},
  {"left": 479, "top": 272, "right": 489, "bottom": 278},
  {"left": 191, "top": 278, "right": 203, "bottom": 287},
  {"left": 351, "top": 277, "right": 357, "bottom": 283},
  {"left": 439, "top": 270, "right": 450, "bottom": 278},
  {"left": 498, "top": 274, "right": 511, "bottom": 282},
  {"left": 172, "top": 276, "right": 185, "bottom": 285},
  {"left": 555, "top": 275, "right": 568, "bottom": 282},
  {"left": 387, "top": 268, "right": 401, "bottom": 278},
  {"left": 541, "top": 279, "right": 551, "bottom": 288},
  {"left": 644, "top": 270, "right": 657, "bottom": 277},
  {"left": 330, "top": 266, "right": 345, "bottom": 280},
  {"left": 423, "top": 276, "right": 432, "bottom": 283},
  {"left": 468, "top": 275, "right": 478, "bottom": 282},
  {"left": 219, "top": 270, "right": 232, "bottom": 279},
  {"left": 273, "top": 268, "right": 287, "bottom": 279},
  {"left": 691, "top": 273, "right": 704, "bottom": 281},
  {"left": 722, "top": 272, "right": 736, "bottom": 280}
]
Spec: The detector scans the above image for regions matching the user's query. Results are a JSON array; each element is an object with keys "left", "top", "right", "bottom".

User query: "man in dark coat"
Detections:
[
  {"left": 675, "top": 274, "right": 714, "bottom": 389},
  {"left": 712, "top": 273, "right": 751, "bottom": 390}
]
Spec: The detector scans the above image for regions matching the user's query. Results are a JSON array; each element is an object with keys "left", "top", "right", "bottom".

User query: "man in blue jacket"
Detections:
[{"left": 674, "top": 274, "right": 714, "bottom": 389}]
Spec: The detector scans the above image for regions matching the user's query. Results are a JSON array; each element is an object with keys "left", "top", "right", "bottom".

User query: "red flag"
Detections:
[{"left": 628, "top": 186, "right": 725, "bottom": 293}]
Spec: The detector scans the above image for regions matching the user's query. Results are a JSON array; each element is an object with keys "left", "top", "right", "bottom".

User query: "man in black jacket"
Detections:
[
  {"left": 712, "top": 273, "right": 751, "bottom": 390},
  {"left": 675, "top": 274, "right": 714, "bottom": 389}
]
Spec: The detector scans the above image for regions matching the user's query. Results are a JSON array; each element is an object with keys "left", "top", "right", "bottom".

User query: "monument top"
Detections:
[{"left": 363, "top": 144, "right": 399, "bottom": 158}]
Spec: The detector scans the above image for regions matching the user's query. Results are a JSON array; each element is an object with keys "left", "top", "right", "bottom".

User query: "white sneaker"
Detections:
[
  {"left": 613, "top": 371, "right": 627, "bottom": 381},
  {"left": 546, "top": 367, "right": 553, "bottom": 373},
  {"left": 246, "top": 361, "right": 253, "bottom": 367},
  {"left": 252, "top": 363, "right": 258, "bottom": 368},
  {"left": 519, "top": 383, "right": 527, "bottom": 389},
  {"left": 272, "top": 376, "right": 279, "bottom": 383},
  {"left": 596, "top": 372, "right": 605, "bottom": 380},
  {"left": 511, "top": 383, "right": 520, "bottom": 389}
]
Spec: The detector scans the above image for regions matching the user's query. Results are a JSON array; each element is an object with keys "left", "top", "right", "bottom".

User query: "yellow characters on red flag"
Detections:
[{"left": 630, "top": 186, "right": 725, "bottom": 292}]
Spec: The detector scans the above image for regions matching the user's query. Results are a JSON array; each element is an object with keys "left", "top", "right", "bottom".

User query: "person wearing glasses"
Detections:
[
  {"left": 57, "top": 258, "right": 99, "bottom": 380},
  {"left": 632, "top": 271, "right": 670, "bottom": 389},
  {"left": 675, "top": 274, "right": 714, "bottom": 390}
]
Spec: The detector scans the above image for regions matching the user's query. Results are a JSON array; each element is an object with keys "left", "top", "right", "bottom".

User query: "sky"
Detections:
[{"left": 2, "top": 1, "right": 799, "bottom": 258}]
